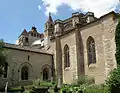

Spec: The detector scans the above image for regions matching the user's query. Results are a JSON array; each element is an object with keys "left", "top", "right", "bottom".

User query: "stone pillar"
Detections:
[
  {"left": 55, "top": 36, "right": 63, "bottom": 88},
  {"left": 75, "top": 24, "right": 85, "bottom": 77},
  {"left": 51, "top": 55, "right": 55, "bottom": 82},
  {"left": 54, "top": 19, "right": 63, "bottom": 88}
]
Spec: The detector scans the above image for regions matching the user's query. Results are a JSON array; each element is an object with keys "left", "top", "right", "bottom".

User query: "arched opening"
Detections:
[
  {"left": 43, "top": 68, "right": 49, "bottom": 81},
  {"left": 25, "top": 37, "right": 28, "bottom": 42},
  {"left": 31, "top": 33, "right": 33, "bottom": 36},
  {"left": 64, "top": 44, "right": 70, "bottom": 68},
  {"left": 87, "top": 36, "right": 96, "bottom": 66},
  {"left": 34, "top": 33, "right": 36, "bottom": 37},
  {"left": 4, "top": 63, "right": 8, "bottom": 78},
  {"left": 21, "top": 66, "right": 28, "bottom": 80}
]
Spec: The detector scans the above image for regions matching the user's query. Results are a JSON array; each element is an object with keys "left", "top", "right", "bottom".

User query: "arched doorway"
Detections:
[
  {"left": 43, "top": 68, "right": 49, "bottom": 81},
  {"left": 21, "top": 66, "right": 28, "bottom": 80}
]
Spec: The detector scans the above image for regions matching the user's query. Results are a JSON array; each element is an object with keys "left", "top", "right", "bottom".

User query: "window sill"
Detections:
[
  {"left": 64, "top": 67, "right": 70, "bottom": 71},
  {"left": 88, "top": 63, "right": 96, "bottom": 69}
]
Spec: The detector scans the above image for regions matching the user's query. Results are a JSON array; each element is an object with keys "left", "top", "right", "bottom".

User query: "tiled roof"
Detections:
[{"left": 4, "top": 43, "right": 52, "bottom": 55}]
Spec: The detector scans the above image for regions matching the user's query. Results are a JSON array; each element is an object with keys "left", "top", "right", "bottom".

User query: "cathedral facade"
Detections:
[{"left": 0, "top": 11, "right": 119, "bottom": 87}]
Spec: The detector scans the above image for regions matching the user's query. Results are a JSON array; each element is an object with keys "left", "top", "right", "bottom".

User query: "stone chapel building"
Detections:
[{"left": 0, "top": 11, "right": 119, "bottom": 87}]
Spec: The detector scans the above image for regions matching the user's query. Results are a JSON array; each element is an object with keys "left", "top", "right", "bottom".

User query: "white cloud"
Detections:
[
  {"left": 41, "top": 0, "right": 120, "bottom": 17},
  {"left": 38, "top": 5, "right": 41, "bottom": 10}
]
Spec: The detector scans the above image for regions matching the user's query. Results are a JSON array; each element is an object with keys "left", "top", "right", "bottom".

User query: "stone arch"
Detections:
[
  {"left": 41, "top": 64, "right": 51, "bottom": 81},
  {"left": 18, "top": 62, "right": 33, "bottom": 80},
  {"left": 86, "top": 36, "right": 96, "bottom": 66}
]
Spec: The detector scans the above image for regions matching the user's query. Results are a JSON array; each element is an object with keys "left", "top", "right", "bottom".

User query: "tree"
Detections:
[
  {"left": 0, "top": 39, "right": 8, "bottom": 76},
  {"left": 115, "top": 15, "right": 120, "bottom": 65},
  {"left": 106, "top": 66, "right": 120, "bottom": 93}
]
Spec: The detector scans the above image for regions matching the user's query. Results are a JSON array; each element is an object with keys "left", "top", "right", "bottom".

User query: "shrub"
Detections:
[
  {"left": 77, "top": 75, "right": 95, "bottom": 85},
  {"left": 61, "top": 84, "right": 108, "bottom": 93},
  {"left": 33, "top": 78, "right": 56, "bottom": 87},
  {"left": 84, "top": 84, "right": 108, "bottom": 93},
  {"left": 0, "top": 40, "right": 8, "bottom": 75},
  {"left": 106, "top": 65, "right": 120, "bottom": 93},
  {"left": 38, "top": 81, "right": 54, "bottom": 87},
  {"left": 115, "top": 18, "right": 120, "bottom": 65}
]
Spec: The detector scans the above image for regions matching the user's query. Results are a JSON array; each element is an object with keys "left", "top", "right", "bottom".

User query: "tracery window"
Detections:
[
  {"left": 21, "top": 66, "right": 28, "bottom": 80},
  {"left": 64, "top": 44, "right": 70, "bottom": 68},
  {"left": 87, "top": 36, "right": 96, "bottom": 66}
]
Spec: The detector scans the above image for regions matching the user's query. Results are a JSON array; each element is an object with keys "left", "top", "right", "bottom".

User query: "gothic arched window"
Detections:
[
  {"left": 43, "top": 68, "right": 49, "bottom": 81},
  {"left": 21, "top": 66, "right": 28, "bottom": 80},
  {"left": 87, "top": 36, "right": 96, "bottom": 66},
  {"left": 64, "top": 44, "right": 70, "bottom": 68}
]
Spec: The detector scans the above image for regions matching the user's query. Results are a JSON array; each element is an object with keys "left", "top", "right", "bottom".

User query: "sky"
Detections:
[{"left": 0, "top": 0, "right": 120, "bottom": 44}]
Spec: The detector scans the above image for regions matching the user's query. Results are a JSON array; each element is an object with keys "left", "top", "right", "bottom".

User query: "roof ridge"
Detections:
[{"left": 4, "top": 43, "right": 52, "bottom": 55}]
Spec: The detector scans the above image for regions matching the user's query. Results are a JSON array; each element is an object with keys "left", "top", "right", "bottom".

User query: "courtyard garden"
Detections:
[
  {"left": 6, "top": 66, "right": 120, "bottom": 93},
  {"left": 6, "top": 64, "right": 120, "bottom": 93}
]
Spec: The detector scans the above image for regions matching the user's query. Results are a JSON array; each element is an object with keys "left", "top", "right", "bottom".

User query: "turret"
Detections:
[
  {"left": 54, "top": 19, "right": 63, "bottom": 37},
  {"left": 17, "top": 29, "right": 29, "bottom": 46},
  {"left": 72, "top": 12, "right": 86, "bottom": 27},
  {"left": 28, "top": 26, "right": 42, "bottom": 46},
  {"left": 85, "top": 12, "right": 95, "bottom": 23},
  {"left": 44, "top": 13, "right": 54, "bottom": 50},
  {"left": 72, "top": 12, "right": 80, "bottom": 27},
  {"left": 44, "top": 12, "right": 54, "bottom": 38}
]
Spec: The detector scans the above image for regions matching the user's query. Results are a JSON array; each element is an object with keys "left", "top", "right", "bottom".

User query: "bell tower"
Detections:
[
  {"left": 44, "top": 13, "right": 54, "bottom": 50},
  {"left": 17, "top": 29, "right": 29, "bottom": 46},
  {"left": 44, "top": 12, "right": 54, "bottom": 38}
]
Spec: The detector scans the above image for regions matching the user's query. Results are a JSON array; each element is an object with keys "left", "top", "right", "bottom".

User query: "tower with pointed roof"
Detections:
[
  {"left": 17, "top": 26, "right": 43, "bottom": 46},
  {"left": 17, "top": 29, "right": 29, "bottom": 46},
  {"left": 44, "top": 12, "right": 54, "bottom": 38}
]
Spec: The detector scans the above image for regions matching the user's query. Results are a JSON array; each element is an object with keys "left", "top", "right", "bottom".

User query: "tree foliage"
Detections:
[
  {"left": 115, "top": 19, "right": 120, "bottom": 65},
  {"left": 106, "top": 66, "right": 120, "bottom": 93},
  {"left": 0, "top": 39, "right": 8, "bottom": 75}
]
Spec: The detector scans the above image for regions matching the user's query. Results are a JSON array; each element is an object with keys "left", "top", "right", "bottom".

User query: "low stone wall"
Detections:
[
  {"left": 19, "top": 80, "right": 33, "bottom": 86},
  {"left": 30, "top": 87, "right": 48, "bottom": 93},
  {"left": 10, "top": 80, "right": 33, "bottom": 87}
]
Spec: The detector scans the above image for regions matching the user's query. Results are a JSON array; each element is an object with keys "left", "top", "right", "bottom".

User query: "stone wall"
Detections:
[
  {"left": 4, "top": 47, "right": 53, "bottom": 86},
  {"left": 101, "top": 13, "right": 117, "bottom": 78},
  {"left": 0, "top": 78, "right": 8, "bottom": 89},
  {"left": 80, "top": 20, "right": 106, "bottom": 84},
  {"left": 60, "top": 30, "right": 77, "bottom": 84},
  {"left": 46, "top": 12, "right": 118, "bottom": 85}
]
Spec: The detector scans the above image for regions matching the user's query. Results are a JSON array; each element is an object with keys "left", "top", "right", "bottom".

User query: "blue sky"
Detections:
[{"left": 0, "top": 0, "right": 119, "bottom": 44}]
